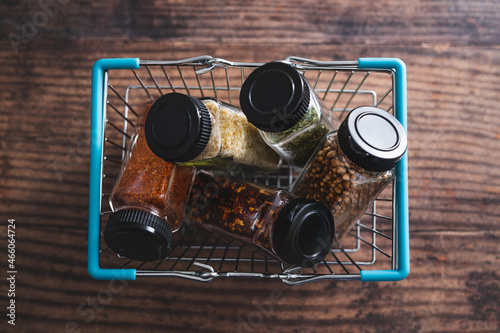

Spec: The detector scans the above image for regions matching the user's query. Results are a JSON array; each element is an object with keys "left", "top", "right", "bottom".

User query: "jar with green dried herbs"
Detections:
[
  {"left": 239, "top": 61, "right": 337, "bottom": 168},
  {"left": 184, "top": 169, "right": 335, "bottom": 267},
  {"left": 104, "top": 103, "right": 196, "bottom": 262},
  {"left": 292, "top": 106, "right": 407, "bottom": 241},
  {"left": 145, "top": 93, "right": 281, "bottom": 170}
]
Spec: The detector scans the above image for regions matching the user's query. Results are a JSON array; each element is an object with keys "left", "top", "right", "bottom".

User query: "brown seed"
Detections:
[{"left": 293, "top": 132, "right": 396, "bottom": 242}]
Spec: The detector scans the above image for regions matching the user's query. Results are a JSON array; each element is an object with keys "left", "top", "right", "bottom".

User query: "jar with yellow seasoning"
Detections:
[{"left": 145, "top": 93, "right": 281, "bottom": 170}]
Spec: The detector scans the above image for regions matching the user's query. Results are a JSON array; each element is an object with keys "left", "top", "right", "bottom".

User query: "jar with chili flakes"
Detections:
[
  {"left": 292, "top": 106, "right": 407, "bottom": 241},
  {"left": 145, "top": 93, "right": 281, "bottom": 170},
  {"left": 184, "top": 169, "right": 335, "bottom": 267},
  {"left": 104, "top": 103, "right": 195, "bottom": 262}
]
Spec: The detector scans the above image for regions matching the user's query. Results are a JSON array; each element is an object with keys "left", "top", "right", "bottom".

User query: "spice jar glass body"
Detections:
[
  {"left": 292, "top": 106, "right": 407, "bottom": 242},
  {"left": 145, "top": 93, "right": 280, "bottom": 170},
  {"left": 260, "top": 94, "right": 334, "bottom": 168},
  {"left": 184, "top": 169, "right": 335, "bottom": 267},
  {"left": 293, "top": 133, "right": 393, "bottom": 240},
  {"left": 239, "top": 61, "right": 337, "bottom": 169},
  {"left": 190, "top": 98, "right": 280, "bottom": 169},
  {"left": 105, "top": 103, "right": 195, "bottom": 261}
]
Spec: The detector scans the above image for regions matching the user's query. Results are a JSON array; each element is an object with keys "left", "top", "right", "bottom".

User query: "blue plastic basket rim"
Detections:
[{"left": 88, "top": 57, "right": 409, "bottom": 282}]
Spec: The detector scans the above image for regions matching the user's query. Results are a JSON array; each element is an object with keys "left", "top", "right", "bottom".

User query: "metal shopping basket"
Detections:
[{"left": 89, "top": 56, "right": 408, "bottom": 284}]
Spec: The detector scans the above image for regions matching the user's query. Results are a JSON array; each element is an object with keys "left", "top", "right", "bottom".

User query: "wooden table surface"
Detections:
[{"left": 1, "top": 1, "right": 499, "bottom": 332}]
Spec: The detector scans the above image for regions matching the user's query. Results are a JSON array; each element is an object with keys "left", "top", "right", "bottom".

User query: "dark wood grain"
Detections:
[
  {"left": 1, "top": 0, "right": 500, "bottom": 332},
  {"left": 1, "top": 0, "right": 500, "bottom": 46}
]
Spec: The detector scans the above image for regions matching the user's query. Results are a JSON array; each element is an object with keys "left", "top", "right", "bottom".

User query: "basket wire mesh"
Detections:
[{"left": 97, "top": 56, "right": 397, "bottom": 285}]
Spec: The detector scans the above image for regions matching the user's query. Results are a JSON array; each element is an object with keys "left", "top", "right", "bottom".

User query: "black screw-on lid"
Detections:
[
  {"left": 272, "top": 198, "right": 334, "bottom": 267},
  {"left": 239, "top": 61, "right": 311, "bottom": 133},
  {"left": 145, "top": 93, "right": 212, "bottom": 163},
  {"left": 104, "top": 209, "right": 172, "bottom": 261},
  {"left": 337, "top": 106, "right": 408, "bottom": 172}
]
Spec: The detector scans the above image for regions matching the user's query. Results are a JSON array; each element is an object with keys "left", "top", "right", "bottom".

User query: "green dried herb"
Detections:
[
  {"left": 265, "top": 105, "right": 321, "bottom": 143},
  {"left": 280, "top": 122, "right": 331, "bottom": 167},
  {"left": 261, "top": 103, "right": 336, "bottom": 168}
]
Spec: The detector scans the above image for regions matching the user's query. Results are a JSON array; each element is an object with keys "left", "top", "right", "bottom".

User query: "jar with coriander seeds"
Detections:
[
  {"left": 292, "top": 106, "right": 407, "bottom": 241},
  {"left": 239, "top": 61, "right": 337, "bottom": 169},
  {"left": 145, "top": 92, "right": 281, "bottom": 170}
]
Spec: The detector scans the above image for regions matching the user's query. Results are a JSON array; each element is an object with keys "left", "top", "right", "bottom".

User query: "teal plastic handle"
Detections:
[
  {"left": 358, "top": 58, "right": 409, "bottom": 282},
  {"left": 88, "top": 59, "right": 140, "bottom": 280}
]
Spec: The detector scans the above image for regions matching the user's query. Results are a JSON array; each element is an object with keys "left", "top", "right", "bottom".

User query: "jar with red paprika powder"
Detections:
[{"left": 104, "top": 103, "right": 195, "bottom": 262}]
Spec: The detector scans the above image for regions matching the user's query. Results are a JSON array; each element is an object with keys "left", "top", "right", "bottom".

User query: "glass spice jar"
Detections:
[
  {"left": 239, "top": 61, "right": 337, "bottom": 168},
  {"left": 184, "top": 169, "right": 335, "bottom": 267},
  {"left": 145, "top": 93, "right": 281, "bottom": 170},
  {"left": 292, "top": 106, "right": 407, "bottom": 241},
  {"left": 104, "top": 102, "right": 196, "bottom": 261}
]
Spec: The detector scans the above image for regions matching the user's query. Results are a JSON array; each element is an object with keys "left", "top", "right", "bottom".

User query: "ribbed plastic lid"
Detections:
[
  {"left": 337, "top": 106, "right": 408, "bottom": 172},
  {"left": 104, "top": 209, "right": 172, "bottom": 261},
  {"left": 145, "top": 93, "right": 212, "bottom": 162},
  {"left": 272, "top": 198, "right": 334, "bottom": 267},
  {"left": 239, "top": 62, "right": 311, "bottom": 133}
]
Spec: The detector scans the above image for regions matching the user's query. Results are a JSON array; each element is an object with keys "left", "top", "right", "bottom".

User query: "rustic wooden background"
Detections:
[{"left": 1, "top": 0, "right": 499, "bottom": 332}]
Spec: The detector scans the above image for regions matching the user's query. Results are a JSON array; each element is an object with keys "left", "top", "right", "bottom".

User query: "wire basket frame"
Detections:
[{"left": 90, "top": 56, "right": 408, "bottom": 284}]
